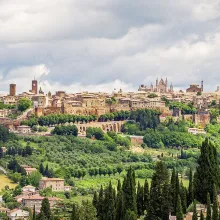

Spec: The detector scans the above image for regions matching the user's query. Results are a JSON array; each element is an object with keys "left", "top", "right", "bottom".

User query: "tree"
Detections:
[
  {"left": 170, "top": 168, "right": 177, "bottom": 214},
  {"left": 143, "top": 131, "right": 163, "bottom": 148},
  {"left": 122, "top": 167, "right": 137, "bottom": 216},
  {"left": 124, "top": 209, "right": 137, "bottom": 220},
  {"left": 146, "top": 161, "right": 170, "bottom": 220},
  {"left": 39, "top": 163, "right": 44, "bottom": 175},
  {"left": 115, "top": 181, "right": 123, "bottom": 220},
  {"left": 179, "top": 181, "right": 187, "bottom": 214},
  {"left": 92, "top": 191, "right": 98, "bottom": 210},
  {"left": 200, "top": 210, "right": 204, "bottom": 220},
  {"left": 33, "top": 205, "right": 36, "bottom": 220},
  {"left": 206, "top": 193, "right": 212, "bottom": 220},
  {"left": 194, "top": 138, "right": 220, "bottom": 203},
  {"left": 71, "top": 203, "right": 79, "bottom": 220},
  {"left": 40, "top": 198, "right": 51, "bottom": 220},
  {"left": 188, "top": 168, "right": 194, "bottom": 206},
  {"left": 137, "top": 182, "right": 144, "bottom": 217},
  {"left": 192, "top": 202, "right": 198, "bottom": 220},
  {"left": 212, "top": 185, "right": 218, "bottom": 220},
  {"left": 143, "top": 179, "right": 149, "bottom": 212},
  {"left": 28, "top": 171, "right": 42, "bottom": 187},
  {"left": 17, "top": 98, "right": 32, "bottom": 112},
  {"left": 103, "top": 182, "right": 115, "bottom": 220},
  {"left": 79, "top": 200, "right": 97, "bottom": 220},
  {"left": 97, "top": 186, "right": 104, "bottom": 220},
  {"left": 176, "top": 196, "right": 183, "bottom": 220}
]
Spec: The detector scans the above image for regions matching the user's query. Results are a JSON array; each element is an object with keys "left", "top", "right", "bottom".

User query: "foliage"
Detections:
[
  {"left": 147, "top": 93, "right": 158, "bottom": 98},
  {"left": 0, "top": 102, "right": 16, "bottom": 110},
  {"left": 168, "top": 101, "right": 197, "bottom": 114},
  {"left": 17, "top": 98, "right": 32, "bottom": 112},
  {"left": 194, "top": 139, "right": 220, "bottom": 203},
  {"left": 52, "top": 125, "right": 78, "bottom": 136}
]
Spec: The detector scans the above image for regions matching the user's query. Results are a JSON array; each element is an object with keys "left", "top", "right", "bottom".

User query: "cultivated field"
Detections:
[{"left": 0, "top": 175, "right": 17, "bottom": 191}]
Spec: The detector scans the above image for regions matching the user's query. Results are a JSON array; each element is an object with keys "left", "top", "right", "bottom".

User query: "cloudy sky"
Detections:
[{"left": 0, "top": 0, "right": 220, "bottom": 94}]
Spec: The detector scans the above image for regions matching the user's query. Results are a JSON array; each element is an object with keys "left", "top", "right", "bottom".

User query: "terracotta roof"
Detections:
[
  {"left": 40, "top": 178, "right": 64, "bottom": 181},
  {"left": 22, "top": 194, "right": 61, "bottom": 201}
]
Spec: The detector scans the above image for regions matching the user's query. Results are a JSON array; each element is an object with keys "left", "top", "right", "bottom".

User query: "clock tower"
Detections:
[{"left": 32, "top": 79, "right": 38, "bottom": 94}]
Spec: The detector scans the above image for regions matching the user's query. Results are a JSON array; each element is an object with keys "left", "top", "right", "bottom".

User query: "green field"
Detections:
[{"left": 0, "top": 175, "right": 17, "bottom": 191}]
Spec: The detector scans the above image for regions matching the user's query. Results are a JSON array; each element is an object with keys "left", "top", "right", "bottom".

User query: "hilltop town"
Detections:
[
  {"left": 1, "top": 78, "right": 220, "bottom": 220},
  {"left": 0, "top": 78, "right": 220, "bottom": 135}
]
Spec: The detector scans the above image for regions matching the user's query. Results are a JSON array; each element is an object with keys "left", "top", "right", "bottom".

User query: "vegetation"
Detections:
[
  {"left": 168, "top": 101, "right": 197, "bottom": 114},
  {"left": 17, "top": 98, "right": 32, "bottom": 112},
  {"left": 0, "top": 102, "right": 16, "bottom": 110},
  {"left": 147, "top": 93, "right": 158, "bottom": 98},
  {"left": 52, "top": 125, "right": 78, "bottom": 136}
]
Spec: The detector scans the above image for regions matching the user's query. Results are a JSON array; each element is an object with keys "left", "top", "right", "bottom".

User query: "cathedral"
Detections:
[{"left": 138, "top": 78, "right": 174, "bottom": 93}]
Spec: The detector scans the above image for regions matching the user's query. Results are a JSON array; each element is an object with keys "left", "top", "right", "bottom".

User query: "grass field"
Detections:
[{"left": 0, "top": 175, "right": 17, "bottom": 191}]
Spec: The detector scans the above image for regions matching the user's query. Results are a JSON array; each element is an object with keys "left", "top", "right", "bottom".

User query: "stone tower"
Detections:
[
  {"left": 170, "top": 83, "right": 173, "bottom": 92},
  {"left": 32, "top": 80, "right": 38, "bottom": 94},
  {"left": 9, "top": 84, "right": 16, "bottom": 96},
  {"left": 201, "top": 80, "right": 204, "bottom": 92}
]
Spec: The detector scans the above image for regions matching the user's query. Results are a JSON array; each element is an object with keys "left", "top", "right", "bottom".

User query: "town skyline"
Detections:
[{"left": 1, "top": 1, "right": 220, "bottom": 94}]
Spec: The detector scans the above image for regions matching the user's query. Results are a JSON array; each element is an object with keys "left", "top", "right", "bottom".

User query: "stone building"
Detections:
[
  {"left": 138, "top": 78, "right": 174, "bottom": 93},
  {"left": 22, "top": 194, "right": 60, "bottom": 212},
  {"left": 39, "top": 177, "right": 65, "bottom": 191},
  {"left": 7, "top": 209, "right": 29, "bottom": 220},
  {"left": 17, "top": 125, "right": 31, "bottom": 134},
  {"left": 0, "top": 109, "right": 9, "bottom": 118},
  {"left": 31, "top": 80, "right": 38, "bottom": 94},
  {"left": 186, "top": 81, "right": 203, "bottom": 93}
]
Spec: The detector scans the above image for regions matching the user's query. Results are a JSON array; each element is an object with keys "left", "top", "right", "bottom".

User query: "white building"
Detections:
[{"left": 7, "top": 209, "right": 29, "bottom": 220}]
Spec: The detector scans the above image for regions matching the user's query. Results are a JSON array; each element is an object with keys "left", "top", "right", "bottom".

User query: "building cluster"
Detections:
[
  {"left": 0, "top": 78, "right": 220, "bottom": 131},
  {"left": 0, "top": 174, "right": 71, "bottom": 219},
  {"left": 169, "top": 202, "right": 220, "bottom": 220}
]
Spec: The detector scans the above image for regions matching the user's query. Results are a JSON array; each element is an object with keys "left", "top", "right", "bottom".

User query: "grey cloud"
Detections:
[{"left": 1, "top": 0, "right": 220, "bottom": 93}]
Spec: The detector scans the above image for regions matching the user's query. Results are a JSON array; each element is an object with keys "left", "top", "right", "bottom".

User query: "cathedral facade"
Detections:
[{"left": 138, "top": 78, "right": 174, "bottom": 93}]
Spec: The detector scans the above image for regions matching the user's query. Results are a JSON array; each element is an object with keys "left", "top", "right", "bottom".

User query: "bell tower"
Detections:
[{"left": 32, "top": 79, "right": 38, "bottom": 94}]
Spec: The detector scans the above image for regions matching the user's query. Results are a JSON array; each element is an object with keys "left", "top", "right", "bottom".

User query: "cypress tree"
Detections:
[
  {"left": 97, "top": 185, "right": 104, "bottom": 220},
  {"left": 194, "top": 139, "right": 220, "bottom": 203},
  {"left": 146, "top": 161, "right": 170, "bottom": 220},
  {"left": 143, "top": 179, "right": 149, "bottom": 212},
  {"left": 124, "top": 209, "right": 137, "bottom": 220},
  {"left": 176, "top": 195, "right": 183, "bottom": 220},
  {"left": 179, "top": 181, "right": 187, "bottom": 214},
  {"left": 71, "top": 203, "right": 79, "bottom": 220},
  {"left": 115, "top": 188, "right": 123, "bottom": 220},
  {"left": 39, "top": 163, "right": 44, "bottom": 175},
  {"left": 212, "top": 185, "right": 218, "bottom": 220},
  {"left": 40, "top": 198, "right": 51, "bottom": 220},
  {"left": 45, "top": 164, "right": 49, "bottom": 177},
  {"left": 192, "top": 202, "right": 198, "bottom": 220},
  {"left": 175, "top": 173, "right": 180, "bottom": 214},
  {"left": 33, "top": 205, "right": 36, "bottom": 220},
  {"left": 161, "top": 181, "right": 171, "bottom": 220},
  {"left": 137, "top": 181, "right": 144, "bottom": 217},
  {"left": 92, "top": 191, "right": 98, "bottom": 210},
  {"left": 188, "top": 168, "right": 194, "bottom": 206},
  {"left": 104, "top": 181, "right": 115, "bottom": 220},
  {"left": 117, "top": 180, "right": 121, "bottom": 192},
  {"left": 200, "top": 210, "right": 204, "bottom": 220},
  {"left": 122, "top": 167, "right": 137, "bottom": 216},
  {"left": 207, "top": 193, "right": 212, "bottom": 220},
  {"left": 170, "top": 168, "right": 177, "bottom": 214}
]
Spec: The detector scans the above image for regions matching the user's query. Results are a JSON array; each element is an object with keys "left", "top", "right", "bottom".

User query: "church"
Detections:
[{"left": 138, "top": 78, "right": 174, "bottom": 93}]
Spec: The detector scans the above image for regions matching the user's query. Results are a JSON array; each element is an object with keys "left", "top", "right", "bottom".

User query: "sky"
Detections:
[{"left": 1, "top": 0, "right": 220, "bottom": 94}]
